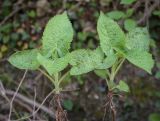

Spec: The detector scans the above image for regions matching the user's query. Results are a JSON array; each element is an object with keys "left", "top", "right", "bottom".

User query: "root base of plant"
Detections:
[
  {"left": 103, "top": 91, "right": 116, "bottom": 121},
  {"left": 55, "top": 94, "right": 68, "bottom": 121}
]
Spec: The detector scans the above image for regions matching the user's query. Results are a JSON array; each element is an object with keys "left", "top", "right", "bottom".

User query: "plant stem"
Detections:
[
  {"left": 110, "top": 63, "right": 117, "bottom": 82},
  {"left": 59, "top": 71, "right": 70, "bottom": 84},
  {"left": 108, "top": 58, "right": 125, "bottom": 90},
  {"left": 54, "top": 73, "right": 59, "bottom": 82},
  {"left": 114, "top": 58, "right": 125, "bottom": 77},
  {"left": 38, "top": 68, "right": 55, "bottom": 83},
  {"left": 54, "top": 73, "right": 61, "bottom": 94}
]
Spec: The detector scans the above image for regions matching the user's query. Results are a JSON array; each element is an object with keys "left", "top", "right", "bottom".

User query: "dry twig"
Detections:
[
  {"left": 138, "top": 0, "right": 160, "bottom": 24},
  {"left": 8, "top": 70, "right": 28, "bottom": 121},
  {"left": 5, "top": 89, "right": 55, "bottom": 121}
]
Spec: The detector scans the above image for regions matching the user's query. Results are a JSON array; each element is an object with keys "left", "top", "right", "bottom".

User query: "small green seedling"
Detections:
[
  {"left": 70, "top": 12, "right": 154, "bottom": 121},
  {"left": 8, "top": 11, "right": 155, "bottom": 121},
  {"left": 9, "top": 12, "right": 74, "bottom": 121}
]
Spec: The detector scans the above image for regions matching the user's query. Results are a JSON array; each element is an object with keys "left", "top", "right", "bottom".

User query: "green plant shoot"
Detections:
[
  {"left": 9, "top": 12, "right": 74, "bottom": 94},
  {"left": 69, "top": 11, "right": 154, "bottom": 120},
  {"left": 8, "top": 12, "right": 74, "bottom": 121},
  {"left": 70, "top": 11, "right": 154, "bottom": 92}
]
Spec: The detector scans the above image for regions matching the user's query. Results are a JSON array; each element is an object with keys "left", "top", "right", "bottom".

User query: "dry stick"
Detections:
[
  {"left": 138, "top": 0, "right": 160, "bottom": 24},
  {"left": 0, "top": 58, "right": 8, "bottom": 63},
  {"left": 0, "top": 81, "right": 20, "bottom": 119},
  {"left": 8, "top": 70, "right": 28, "bottom": 121},
  {"left": 5, "top": 89, "right": 55, "bottom": 121},
  {"left": 0, "top": 0, "right": 24, "bottom": 26},
  {"left": 32, "top": 87, "right": 37, "bottom": 120},
  {"left": 132, "top": 0, "right": 143, "bottom": 11},
  {"left": 145, "top": 0, "right": 150, "bottom": 28},
  {"left": 0, "top": 7, "right": 23, "bottom": 26},
  {"left": 13, "top": 98, "right": 33, "bottom": 113},
  {"left": 11, "top": 98, "right": 41, "bottom": 120}
]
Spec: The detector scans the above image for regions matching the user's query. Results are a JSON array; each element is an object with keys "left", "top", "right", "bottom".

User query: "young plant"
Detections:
[
  {"left": 69, "top": 12, "right": 154, "bottom": 121},
  {"left": 8, "top": 12, "right": 74, "bottom": 121}
]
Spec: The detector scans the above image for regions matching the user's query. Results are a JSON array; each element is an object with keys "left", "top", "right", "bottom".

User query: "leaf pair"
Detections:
[
  {"left": 97, "top": 12, "right": 154, "bottom": 74},
  {"left": 70, "top": 12, "right": 154, "bottom": 76},
  {"left": 125, "top": 28, "right": 154, "bottom": 74},
  {"left": 69, "top": 48, "right": 117, "bottom": 75},
  {"left": 8, "top": 11, "right": 154, "bottom": 78},
  {"left": 9, "top": 12, "right": 74, "bottom": 76}
]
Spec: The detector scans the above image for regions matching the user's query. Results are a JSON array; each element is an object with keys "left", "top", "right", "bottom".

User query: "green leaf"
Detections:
[
  {"left": 153, "top": 10, "right": 160, "bottom": 17},
  {"left": 27, "top": 10, "right": 36, "bottom": 18},
  {"left": 8, "top": 49, "right": 40, "bottom": 70},
  {"left": 120, "top": 0, "right": 136, "bottom": 5},
  {"left": 94, "top": 69, "right": 107, "bottom": 79},
  {"left": 97, "top": 12, "right": 126, "bottom": 55},
  {"left": 126, "top": 27, "right": 150, "bottom": 51},
  {"left": 70, "top": 49, "right": 94, "bottom": 75},
  {"left": 116, "top": 80, "right": 129, "bottom": 92},
  {"left": 90, "top": 47, "right": 105, "bottom": 68},
  {"left": 126, "top": 9, "right": 134, "bottom": 17},
  {"left": 37, "top": 53, "right": 70, "bottom": 75},
  {"left": 149, "top": 113, "right": 160, "bottom": 121},
  {"left": 155, "top": 71, "right": 160, "bottom": 79},
  {"left": 124, "top": 19, "right": 137, "bottom": 31},
  {"left": 70, "top": 47, "right": 114, "bottom": 75},
  {"left": 107, "top": 11, "right": 125, "bottom": 20},
  {"left": 126, "top": 50, "right": 154, "bottom": 74},
  {"left": 0, "top": 23, "right": 12, "bottom": 33},
  {"left": 96, "top": 51, "right": 117, "bottom": 69},
  {"left": 63, "top": 99, "right": 73, "bottom": 111},
  {"left": 42, "top": 12, "right": 74, "bottom": 57}
]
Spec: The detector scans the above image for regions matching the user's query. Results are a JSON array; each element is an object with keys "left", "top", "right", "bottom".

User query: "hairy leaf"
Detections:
[
  {"left": 8, "top": 49, "right": 40, "bottom": 70},
  {"left": 94, "top": 69, "right": 108, "bottom": 79},
  {"left": 126, "top": 27, "right": 150, "bottom": 51},
  {"left": 70, "top": 47, "right": 116, "bottom": 75},
  {"left": 124, "top": 19, "right": 137, "bottom": 31},
  {"left": 116, "top": 80, "right": 130, "bottom": 92},
  {"left": 96, "top": 51, "right": 117, "bottom": 69},
  {"left": 107, "top": 11, "right": 125, "bottom": 20},
  {"left": 70, "top": 48, "right": 104, "bottom": 75},
  {"left": 42, "top": 12, "right": 74, "bottom": 57},
  {"left": 37, "top": 53, "right": 70, "bottom": 75},
  {"left": 90, "top": 47, "right": 105, "bottom": 68},
  {"left": 97, "top": 12, "right": 126, "bottom": 55},
  {"left": 70, "top": 49, "right": 94, "bottom": 75},
  {"left": 126, "top": 50, "right": 154, "bottom": 74}
]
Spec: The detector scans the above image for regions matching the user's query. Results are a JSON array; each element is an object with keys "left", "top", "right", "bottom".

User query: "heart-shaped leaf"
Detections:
[
  {"left": 97, "top": 12, "right": 126, "bottom": 55},
  {"left": 116, "top": 80, "right": 130, "bottom": 92},
  {"left": 42, "top": 12, "right": 74, "bottom": 57},
  {"left": 8, "top": 49, "right": 40, "bottom": 70},
  {"left": 37, "top": 53, "right": 71, "bottom": 75},
  {"left": 125, "top": 50, "right": 154, "bottom": 74}
]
